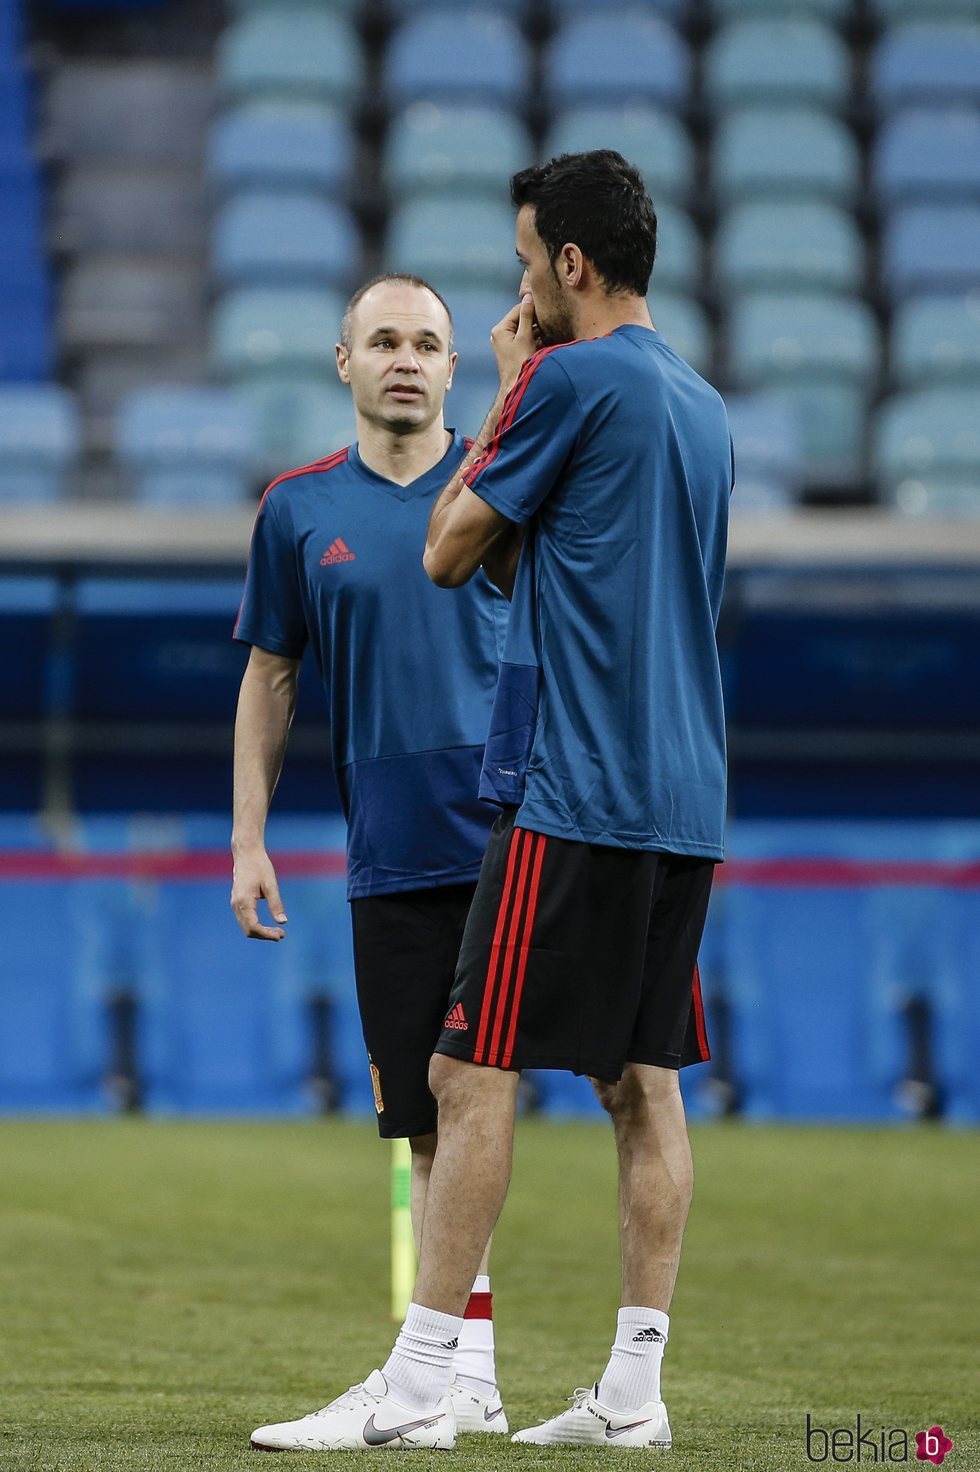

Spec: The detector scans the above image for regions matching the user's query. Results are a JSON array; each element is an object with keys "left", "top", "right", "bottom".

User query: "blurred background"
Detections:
[{"left": 1, "top": 0, "right": 978, "bottom": 1125}]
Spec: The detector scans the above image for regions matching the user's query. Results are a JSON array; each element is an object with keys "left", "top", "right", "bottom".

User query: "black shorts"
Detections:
[
  {"left": 350, "top": 882, "right": 477, "bottom": 1139},
  {"left": 435, "top": 809, "right": 713, "bottom": 1082}
]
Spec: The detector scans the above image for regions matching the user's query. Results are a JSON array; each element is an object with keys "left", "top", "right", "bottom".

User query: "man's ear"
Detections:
[
  {"left": 558, "top": 243, "right": 585, "bottom": 289},
  {"left": 446, "top": 350, "right": 458, "bottom": 391},
  {"left": 335, "top": 342, "right": 350, "bottom": 384}
]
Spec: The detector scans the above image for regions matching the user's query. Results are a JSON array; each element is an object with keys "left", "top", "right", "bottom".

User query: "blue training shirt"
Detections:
[
  {"left": 235, "top": 432, "right": 507, "bottom": 898},
  {"left": 462, "top": 325, "right": 732, "bottom": 859}
]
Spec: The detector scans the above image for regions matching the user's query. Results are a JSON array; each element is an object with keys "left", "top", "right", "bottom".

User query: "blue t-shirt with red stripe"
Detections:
[
  {"left": 235, "top": 433, "right": 508, "bottom": 898},
  {"left": 462, "top": 324, "right": 732, "bottom": 859}
]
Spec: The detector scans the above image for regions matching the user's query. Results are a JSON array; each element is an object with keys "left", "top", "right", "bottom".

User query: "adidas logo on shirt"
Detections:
[
  {"left": 321, "top": 537, "right": 356, "bottom": 565},
  {"left": 443, "top": 1002, "right": 468, "bottom": 1032}
]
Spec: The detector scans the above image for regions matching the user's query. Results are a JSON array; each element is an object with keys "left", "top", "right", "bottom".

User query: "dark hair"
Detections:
[
  {"left": 340, "top": 273, "right": 454, "bottom": 350},
  {"left": 510, "top": 150, "right": 657, "bottom": 297}
]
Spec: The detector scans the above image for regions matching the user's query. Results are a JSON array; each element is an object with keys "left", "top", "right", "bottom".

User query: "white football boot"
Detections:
[
  {"left": 449, "top": 1379, "right": 509, "bottom": 1433},
  {"left": 512, "top": 1383, "right": 671, "bottom": 1449},
  {"left": 250, "top": 1369, "right": 455, "bottom": 1451}
]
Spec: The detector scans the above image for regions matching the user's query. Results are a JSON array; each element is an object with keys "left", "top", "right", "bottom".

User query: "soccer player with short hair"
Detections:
[
  {"left": 232, "top": 275, "right": 511, "bottom": 1444},
  {"left": 264, "top": 149, "right": 733, "bottom": 1452}
]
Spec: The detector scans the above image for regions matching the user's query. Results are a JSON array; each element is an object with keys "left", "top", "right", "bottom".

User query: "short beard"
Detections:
[{"left": 536, "top": 282, "right": 576, "bottom": 347}]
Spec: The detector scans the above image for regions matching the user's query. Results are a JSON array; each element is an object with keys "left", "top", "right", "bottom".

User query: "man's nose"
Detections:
[
  {"left": 392, "top": 344, "right": 420, "bottom": 371},
  {"left": 519, "top": 268, "right": 531, "bottom": 295}
]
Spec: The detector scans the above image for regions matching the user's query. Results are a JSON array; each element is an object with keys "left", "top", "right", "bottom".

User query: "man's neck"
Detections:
[
  {"left": 572, "top": 293, "right": 654, "bottom": 343},
  {"left": 355, "top": 417, "right": 453, "bottom": 487}
]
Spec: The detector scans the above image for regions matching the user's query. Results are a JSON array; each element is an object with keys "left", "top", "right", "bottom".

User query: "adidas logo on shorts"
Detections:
[{"left": 443, "top": 1002, "right": 468, "bottom": 1032}]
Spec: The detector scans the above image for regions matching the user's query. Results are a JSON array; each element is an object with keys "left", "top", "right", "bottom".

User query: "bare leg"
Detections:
[
  {"left": 412, "top": 1056, "right": 519, "bottom": 1315},
  {"left": 410, "top": 1130, "right": 493, "bottom": 1274},
  {"left": 594, "top": 1063, "right": 694, "bottom": 1309}
]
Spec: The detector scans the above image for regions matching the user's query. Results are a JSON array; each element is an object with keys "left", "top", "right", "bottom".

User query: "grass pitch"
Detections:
[{"left": 0, "top": 1119, "right": 977, "bottom": 1471}]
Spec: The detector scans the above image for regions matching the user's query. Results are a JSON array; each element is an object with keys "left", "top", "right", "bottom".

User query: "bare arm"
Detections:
[{"left": 230, "top": 644, "right": 300, "bottom": 941}]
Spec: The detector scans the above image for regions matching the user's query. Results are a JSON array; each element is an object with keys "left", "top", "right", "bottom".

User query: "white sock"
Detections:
[
  {"left": 382, "top": 1302, "right": 463, "bottom": 1410},
  {"left": 453, "top": 1274, "right": 497, "bottom": 1394},
  {"left": 597, "top": 1306, "right": 670, "bottom": 1411}
]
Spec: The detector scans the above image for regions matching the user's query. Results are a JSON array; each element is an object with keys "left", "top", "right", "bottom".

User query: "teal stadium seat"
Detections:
[
  {"left": 544, "top": 105, "right": 694, "bottom": 205},
  {"left": 891, "top": 295, "right": 980, "bottom": 388},
  {"left": 116, "top": 387, "right": 258, "bottom": 506},
  {"left": 217, "top": 9, "right": 362, "bottom": 105},
  {"left": 385, "top": 104, "right": 531, "bottom": 198},
  {"left": 716, "top": 201, "right": 864, "bottom": 293},
  {"left": 0, "top": 385, "right": 80, "bottom": 502},
  {"left": 212, "top": 286, "right": 345, "bottom": 379},
  {"left": 649, "top": 293, "right": 713, "bottom": 378},
  {"left": 385, "top": 12, "right": 529, "bottom": 108},
  {"left": 874, "top": 388, "right": 980, "bottom": 515},
  {"left": 872, "top": 0, "right": 980, "bottom": 17},
  {"left": 208, "top": 103, "right": 353, "bottom": 194},
  {"left": 386, "top": 198, "right": 519, "bottom": 289},
  {"left": 711, "top": 0, "right": 852, "bottom": 17},
  {"left": 239, "top": 379, "right": 356, "bottom": 470},
  {"left": 705, "top": 19, "right": 851, "bottom": 109},
  {"left": 227, "top": 0, "right": 358, "bottom": 11},
  {"left": 713, "top": 106, "right": 859, "bottom": 204},
  {"left": 212, "top": 192, "right": 359, "bottom": 289},
  {"left": 648, "top": 202, "right": 700, "bottom": 293},
  {"left": 728, "top": 292, "right": 879, "bottom": 480},
  {"left": 546, "top": 12, "right": 690, "bottom": 111}
]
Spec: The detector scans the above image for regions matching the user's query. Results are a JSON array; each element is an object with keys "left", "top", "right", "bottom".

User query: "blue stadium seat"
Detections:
[
  {"left": 872, "top": 24, "right": 980, "bottom": 109},
  {"left": 648, "top": 292, "right": 712, "bottom": 378},
  {"left": 874, "top": 109, "right": 980, "bottom": 203},
  {"left": 239, "top": 379, "right": 356, "bottom": 469},
  {"left": 212, "top": 193, "right": 359, "bottom": 290},
  {"left": 385, "top": 0, "right": 528, "bottom": 15},
  {"left": 726, "top": 394, "right": 804, "bottom": 511},
  {"left": 449, "top": 287, "right": 520, "bottom": 376},
  {"left": 0, "top": 385, "right": 80, "bottom": 502},
  {"left": 386, "top": 198, "right": 518, "bottom": 290},
  {"left": 385, "top": 12, "right": 529, "bottom": 108},
  {"left": 891, "top": 294, "right": 980, "bottom": 388},
  {"left": 0, "top": 281, "right": 52, "bottom": 380},
  {"left": 705, "top": 19, "right": 851, "bottom": 109},
  {"left": 547, "top": 13, "right": 689, "bottom": 110},
  {"left": 212, "top": 287, "right": 346, "bottom": 379},
  {"left": 874, "top": 388, "right": 980, "bottom": 514},
  {"left": 0, "top": 64, "right": 29, "bottom": 146},
  {"left": 544, "top": 105, "right": 693, "bottom": 204},
  {"left": 116, "top": 387, "right": 258, "bottom": 506},
  {"left": 385, "top": 104, "right": 531, "bottom": 198},
  {"left": 713, "top": 106, "right": 859, "bottom": 204},
  {"left": 0, "top": 167, "right": 43, "bottom": 264},
  {"left": 217, "top": 9, "right": 363, "bottom": 106},
  {"left": 229, "top": 0, "right": 357, "bottom": 11},
  {"left": 208, "top": 103, "right": 353, "bottom": 195},
  {"left": 553, "top": 0, "right": 683, "bottom": 14},
  {"left": 716, "top": 202, "right": 864, "bottom": 293},
  {"left": 883, "top": 205, "right": 980, "bottom": 294},
  {"left": 648, "top": 203, "right": 700, "bottom": 293},
  {"left": 711, "top": 0, "right": 851, "bottom": 16},
  {"left": 872, "top": 0, "right": 980, "bottom": 17}
]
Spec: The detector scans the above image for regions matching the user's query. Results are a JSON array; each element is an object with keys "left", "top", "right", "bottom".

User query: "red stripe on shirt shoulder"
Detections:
[{"left": 462, "top": 345, "right": 566, "bottom": 488}]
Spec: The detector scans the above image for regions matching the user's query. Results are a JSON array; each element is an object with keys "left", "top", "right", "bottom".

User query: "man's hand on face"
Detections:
[{"left": 490, "top": 293, "right": 541, "bottom": 395}]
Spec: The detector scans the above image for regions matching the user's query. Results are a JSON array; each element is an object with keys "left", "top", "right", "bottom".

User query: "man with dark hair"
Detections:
[
  {"left": 283, "top": 149, "right": 732, "bottom": 1452},
  {"left": 233, "top": 275, "right": 512, "bottom": 1450}
]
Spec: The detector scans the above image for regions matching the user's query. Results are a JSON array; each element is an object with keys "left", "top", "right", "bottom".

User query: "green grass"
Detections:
[{"left": 0, "top": 1119, "right": 977, "bottom": 1470}]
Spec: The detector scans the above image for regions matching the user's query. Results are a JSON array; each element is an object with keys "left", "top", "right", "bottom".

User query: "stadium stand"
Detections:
[
  {"left": 712, "top": 107, "right": 860, "bottom": 205},
  {"left": 208, "top": 102, "right": 353, "bottom": 196},
  {"left": 546, "top": 12, "right": 690, "bottom": 109},
  {"left": 115, "top": 387, "right": 257, "bottom": 505},
  {"left": 385, "top": 12, "right": 529, "bottom": 108},
  {"left": 212, "top": 192, "right": 360, "bottom": 290},
  {"left": 704, "top": 19, "right": 852, "bottom": 108},
  {"left": 216, "top": 8, "right": 362, "bottom": 106},
  {"left": 874, "top": 108, "right": 980, "bottom": 201},
  {"left": 0, "top": 385, "right": 80, "bottom": 501},
  {"left": 386, "top": 104, "right": 532, "bottom": 199},
  {"left": 544, "top": 104, "right": 693, "bottom": 204}
]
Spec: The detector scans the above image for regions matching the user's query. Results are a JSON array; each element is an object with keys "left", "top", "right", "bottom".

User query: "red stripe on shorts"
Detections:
[
  {"left": 473, "top": 826, "right": 526, "bottom": 1064},
  {"left": 692, "top": 963, "right": 710, "bottom": 1062},
  {"left": 486, "top": 831, "right": 537, "bottom": 1066},
  {"left": 500, "top": 831, "right": 548, "bottom": 1069}
]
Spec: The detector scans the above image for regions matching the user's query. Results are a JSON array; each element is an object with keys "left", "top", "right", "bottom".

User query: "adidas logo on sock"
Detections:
[
  {"left": 632, "top": 1327, "right": 667, "bottom": 1344},
  {"left": 443, "top": 1002, "right": 468, "bottom": 1031}
]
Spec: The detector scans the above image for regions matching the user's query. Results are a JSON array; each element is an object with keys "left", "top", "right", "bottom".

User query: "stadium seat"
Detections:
[
  {"left": 0, "top": 385, "right": 80, "bottom": 502},
  {"left": 42, "top": 63, "right": 212, "bottom": 163},
  {"left": 544, "top": 105, "right": 693, "bottom": 205},
  {"left": 716, "top": 201, "right": 864, "bottom": 293},
  {"left": 53, "top": 164, "right": 207, "bottom": 256},
  {"left": 872, "top": 0, "right": 980, "bottom": 17},
  {"left": 238, "top": 379, "right": 356, "bottom": 469},
  {"left": 211, "top": 287, "right": 346, "bottom": 379},
  {"left": 872, "top": 24, "right": 980, "bottom": 109},
  {"left": 546, "top": 13, "right": 689, "bottom": 111},
  {"left": 649, "top": 292, "right": 713, "bottom": 379},
  {"left": 0, "top": 281, "right": 52, "bottom": 380},
  {"left": 725, "top": 393, "right": 804, "bottom": 511},
  {"left": 217, "top": 9, "right": 363, "bottom": 106},
  {"left": 385, "top": 103, "right": 530, "bottom": 199},
  {"left": 228, "top": 0, "right": 357, "bottom": 11},
  {"left": 208, "top": 103, "right": 353, "bottom": 195},
  {"left": 873, "top": 109, "right": 980, "bottom": 203},
  {"left": 116, "top": 387, "right": 258, "bottom": 506},
  {"left": 385, "top": 0, "right": 528, "bottom": 15},
  {"left": 705, "top": 19, "right": 851, "bottom": 109},
  {"left": 711, "top": 0, "right": 851, "bottom": 16},
  {"left": 444, "top": 370, "right": 500, "bottom": 440},
  {"left": 449, "top": 287, "right": 521, "bottom": 376},
  {"left": 891, "top": 294, "right": 980, "bottom": 388},
  {"left": 648, "top": 202, "right": 700, "bottom": 293},
  {"left": 713, "top": 106, "right": 859, "bottom": 204},
  {"left": 61, "top": 260, "right": 204, "bottom": 351},
  {"left": 212, "top": 193, "right": 359, "bottom": 290},
  {"left": 386, "top": 198, "right": 518, "bottom": 290},
  {"left": 385, "top": 12, "right": 529, "bottom": 108},
  {"left": 882, "top": 205, "right": 980, "bottom": 295},
  {"left": 874, "top": 388, "right": 980, "bottom": 514}
]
